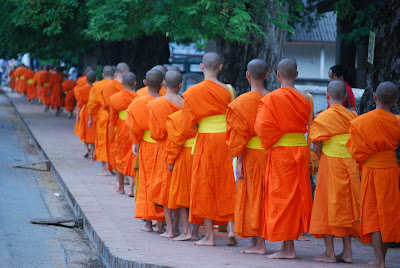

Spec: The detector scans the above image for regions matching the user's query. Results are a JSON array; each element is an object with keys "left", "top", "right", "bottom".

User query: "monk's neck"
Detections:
[
  {"left": 280, "top": 81, "right": 296, "bottom": 90},
  {"left": 376, "top": 105, "right": 392, "bottom": 113},
  {"left": 329, "top": 101, "right": 343, "bottom": 107},
  {"left": 148, "top": 87, "right": 161, "bottom": 98},
  {"left": 203, "top": 71, "right": 219, "bottom": 83},
  {"left": 124, "top": 87, "right": 135, "bottom": 92},
  {"left": 114, "top": 76, "right": 123, "bottom": 83},
  {"left": 250, "top": 81, "right": 268, "bottom": 95},
  {"left": 165, "top": 91, "right": 179, "bottom": 99}
]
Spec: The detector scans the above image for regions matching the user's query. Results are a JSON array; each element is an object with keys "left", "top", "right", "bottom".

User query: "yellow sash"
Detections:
[
  {"left": 322, "top": 134, "right": 352, "bottom": 158},
  {"left": 20, "top": 75, "right": 25, "bottom": 80},
  {"left": 246, "top": 136, "right": 265, "bottom": 150},
  {"left": 227, "top": 84, "right": 235, "bottom": 102},
  {"left": 27, "top": 78, "right": 34, "bottom": 84},
  {"left": 43, "top": 82, "right": 49, "bottom": 87},
  {"left": 118, "top": 110, "right": 127, "bottom": 120},
  {"left": 192, "top": 114, "right": 226, "bottom": 154},
  {"left": 272, "top": 133, "right": 307, "bottom": 147},
  {"left": 183, "top": 137, "right": 195, "bottom": 148},
  {"left": 142, "top": 130, "right": 156, "bottom": 143}
]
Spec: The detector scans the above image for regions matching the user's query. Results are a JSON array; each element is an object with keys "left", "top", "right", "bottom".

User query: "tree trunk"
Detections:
[
  {"left": 216, "top": 3, "right": 287, "bottom": 94},
  {"left": 358, "top": 0, "right": 400, "bottom": 115}
]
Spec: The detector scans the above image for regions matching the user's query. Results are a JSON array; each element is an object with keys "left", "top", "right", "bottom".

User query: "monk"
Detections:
[
  {"left": 166, "top": 110, "right": 200, "bottom": 241},
  {"left": 14, "top": 65, "right": 21, "bottom": 93},
  {"left": 347, "top": 81, "right": 400, "bottom": 268},
  {"left": 73, "top": 71, "right": 89, "bottom": 135},
  {"left": 226, "top": 59, "right": 269, "bottom": 254},
  {"left": 18, "top": 64, "right": 28, "bottom": 95},
  {"left": 102, "top": 62, "right": 129, "bottom": 172},
  {"left": 148, "top": 70, "right": 184, "bottom": 238},
  {"left": 24, "top": 67, "right": 36, "bottom": 103},
  {"left": 62, "top": 80, "right": 77, "bottom": 119},
  {"left": 109, "top": 72, "right": 138, "bottom": 195},
  {"left": 87, "top": 66, "right": 115, "bottom": 176},
  {"left": 76, "top": 71, "right": 97, "bottom": 158},
  {"left": 309, "top": 80, "right": 361, "bottom": 263},
  {"left": 9, "top": 68, "right": 15, "bottom": 91},
  {"left": 48, "top": 67, "right": 64, "bottom": 115},
  {"left": 40, "top": 66, "right": 52, "bottom": 111},
  {"left": 254, "top": 58, "right": 313, "bottom": 259},
  {"left": 181, "top": 52, "right": 237, "bottom": 246},
  {"left": 125, "top": 69, "right": 165, "bottom": 232},
  {"left": 33, "top": 66, "right": 43, "bottom": 104},
  {"left": 136, "top": 65, "right": 167, "bottom": 97}
]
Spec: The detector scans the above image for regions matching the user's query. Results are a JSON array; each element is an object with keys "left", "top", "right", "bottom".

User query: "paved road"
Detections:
[{"left": 0, "top": 93, "right": 105, "bottom": 268}]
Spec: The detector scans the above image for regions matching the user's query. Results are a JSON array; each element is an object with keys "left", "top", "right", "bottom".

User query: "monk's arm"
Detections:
[
  {"left": 235, "top": 154, "right": 244, "bottom": 179},
  {"left": 313, "top": 142, "right": 322, "bottom": 159}
]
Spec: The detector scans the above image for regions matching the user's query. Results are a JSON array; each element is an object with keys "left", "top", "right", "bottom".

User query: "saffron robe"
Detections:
[
  {"left": 33, "top": 70, "right": 42, "bottom": 98},
  {"left": 136, "top": 86, "right": 167, "bottom": 97},
  {"left": 254, "top": 87, "right": 313, "bottom": 242},
  {"left": 73, "top": 76, "right": 88, "bottom": 136},
  {"left": 62, "top": 80, "right": 76, "bottom": 112},
  {"left": 347, "top": 109, "right": 400, "bottom": 243},
  {"left": 109, "top": 90, "right": 138, "bottom": 176},
  {"left": 227, "top": 91, "right": 268, "bottom": 238},
  {"left": 181, "top": 79, "right": 236, "bottom": 225},
  {"left": 17, "top": 66, "right": 27, "bottom": 94},
  {"left": 9, "top": 69, "right": 15, "bottom": 90},
  {"left": 102, "top": 80, "right": 124, "bottom": 172},
  {"left": 24, "top": 70, "right": 35, "bottom": 101},
  {"left": 76, "top": 84, "right": 96, "bottom": 144},
  {"left": 148, "top": 97, "right": 182, "bottom": 207},
  {"left": 87, "top": 79, "right": 109, "bottom": 162},
  {"left": 166, "top": 110, "right": 197, "bottom": 209},
  {"left": 39, "top": 71, "right": 51, "bottom": 106},
  {"left": 49, "top": 73, "right": 63, "bottom": 109},
  {"left": 309, "top": 104, "right": 360, "bottom": 238},
  {"left": 126, "top": 96, "right": 164, "bottom": 221}
]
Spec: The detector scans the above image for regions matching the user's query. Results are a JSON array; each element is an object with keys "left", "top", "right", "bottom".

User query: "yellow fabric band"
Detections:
[
  {"left": 192, "top": 114, "right": 226, "bottom": 155},
  {"left": 246, "top": 136, "right": 265, "bottom": 150},
  {"left": 272, "top": 133, "right": 307, "bottom": 148},
  {"left": 183, "top": 137, "right": 195, "bottom": 148},
  {"left": 142, "top": 130, "right": 156, "bottom": 143},
  {"left": 43, "top": 82, "right": 49, "bottom": 87},
  {"left": 322, "top": 134, "right": 352, "bottom": 158},
  {"left": 227, "top": 84, "right": 235, "bottom": 102},
  {"left": 27, "top": 78, "right": 34, "bottom": 84},
  {"left": 118, "top": 110, "right": 127, "bottom": 120},
  {"left": 20, "top": 75, "right": 25, "bottom": 80}
]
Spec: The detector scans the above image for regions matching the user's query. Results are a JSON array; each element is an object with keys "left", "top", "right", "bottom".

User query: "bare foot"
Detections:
[
  {"left": 159, "top": 231, "right": 175, "bottom": 238},
  {"left": 336, "top": 252, "right": 352, "bottom": 263},
  {"left": 155, "top": 225, "right": 166, "bottom": 233},
  {"left": 127, "top": 191, "right": 134, "bottom": 197},
  {"left": 240, "top": 245, "right": 267, "bottom": 255},
  {"left": 83, "top": 152, "right": 89, "bottom": 158},
  {"left": 117, "top": 189, "right": 125, "bottom": 194},
  {"left": 141, "top": 226, "right": 153, "bottom": 232},
  {"left": 97, "top": 172, "right": 108, "bottom": 176},
  {"left": 268, "top": 250, "right": 296, "bottom": 259},
  {"left": 368, "top": 261, "right": 384, "bottom": 268},
  {"left": 314, "top": 252, "right": 337, "bottom": 263},
  {"left": 191, "top": 233, "right": 203, "bottom": 241},
  {"left": 194, "top": 236, "right": 216, "bottom": 246},
  {"left": 227, "top": 235, "right": 238, "bottom": 246},
  {"left": 173, "top": 228, "right": 181, "bottom": 237},
  {"left": 173, "top": 232, "right": 192, "bottom": 241}
]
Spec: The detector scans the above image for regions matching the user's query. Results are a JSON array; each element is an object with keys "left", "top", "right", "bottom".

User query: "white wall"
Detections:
[{"left": 283, "top": 43, "right": 335, "bottom": 79}]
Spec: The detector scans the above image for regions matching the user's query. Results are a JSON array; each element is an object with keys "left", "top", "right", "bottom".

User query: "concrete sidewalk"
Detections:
[{"left": 6, "top": 91, "right": 400, "bottom": 268}]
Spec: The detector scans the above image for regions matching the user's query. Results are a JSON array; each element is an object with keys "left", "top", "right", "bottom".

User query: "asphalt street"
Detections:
[{"left": 0, "top": 93, "right": 105, "bottom": 268}]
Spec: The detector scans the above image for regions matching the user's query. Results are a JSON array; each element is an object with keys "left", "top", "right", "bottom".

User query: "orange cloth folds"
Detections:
[
  {"left": 62, "top": 80, "right": 76, "bottom": 112},
  {"left": 75, "top": 83, "right": 95, "bottom": 143},
  {"left": 24, "top": 70, "right": 35, "bottom": 100},
  {"left": 49, "top": 73, "right": 63, "bottom": 109}
]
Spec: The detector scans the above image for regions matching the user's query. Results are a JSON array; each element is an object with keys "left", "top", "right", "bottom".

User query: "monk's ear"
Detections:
[
  {"left": 294, "top": 71, "right": 298, "bottom": 79},
  {"left": 162, "top": 80, "right": 166, "bottom": 88},
  {"left": 178, "top": 83, "right": 182, "bottom": 90},
  {"left": 343, "top": 94, "right": 347, "bottom": 104},
  {"left": 245, "top": 71, "right": 250, "bottom": 80},
  {"left": 326, "top": 93, "right": 330, "bottom": 101},
  {"left": 391, "top": 98, "right": 398, "bottom": 106},
  {"left": 373, "top": 93, "right": 377, "bottom": 102},
  {"left": 217, "top": 64, "right": 223, "bottom": 72},
  {"left": 143, "top": 79, "right": 147, "bottom": 86},
  {"left": 133, "top": 81, "right": 137, "bottom": 89},
  {"left": 264, "top": 72, "right": 269, "bottom": 80},
  {"left": 200, "top": 63, "right": 205, "bottom": 71}
]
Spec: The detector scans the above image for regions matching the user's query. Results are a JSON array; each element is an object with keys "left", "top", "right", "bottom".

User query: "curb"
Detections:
[{"left": 5, "top": 92, "right": 171, "bottom": 268}]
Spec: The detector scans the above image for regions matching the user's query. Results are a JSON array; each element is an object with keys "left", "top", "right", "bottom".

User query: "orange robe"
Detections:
[
  {"left": 87, "top": 79, "right": 109, "bottom": 162},
  {"left": 73, "top": 76, "right": 88, "bottom": 136},
  {"left": 14, "top": 67, "right": 21, "bottom": 92},
  {"left": 76, "top": 84, "right": 96, "bottom": 144},
  {"left": 181, "top": 80, "right": 236, "bottom": 225},
  {"left": 226, "top": 91, "right": 268, "bottom": 238},
  {"left": 166, "top": 110, "right": 197, "bottom": 209},
  {"left": 347, "top": 109, "right": 400, "bottom": 243},
  {"left": 102, "top": 80, "right": 124, "bottom": 171},
  {"left": 109, "top": 90, "right": 137, "bottom": 176},
  {"left": 62, "top": 80, "right": 76, "bottom": 112},
  {"left": 136, "top": 86, "right": 167, "bottom": 97},
  {"left": 309, "top": 105, "right": 360, "bottom": 238},
  {"left": 148, "top": 97, "right": 182, "bottom": 207},
  {"left": 18, "top": 66, "right": 27, "bottom": 94},
  {"left": 33, "top": 71, "right": 42, "bottom": 99},
  {"left": 125, "top": 96, "right": 165, "bottom": 221},
  {"left": 24, "top": 70, "right": 35, "bottom": 101},
  {"left": 254, "top": 87, "right": 312, "bottom": 242},
  {"left": 39, "top": 71, "right": 51, "bottom": 105},
  {"left": 49, "top": 73, "right": 63, "bottom": 109},
  {"left": 9, "top": 69, "right": 15, "bottom": 90}
]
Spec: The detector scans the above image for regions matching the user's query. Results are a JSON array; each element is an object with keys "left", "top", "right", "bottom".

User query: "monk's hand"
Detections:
[
  {"left": 168, "top": 164, "right": 174, "bottom": 172},
  {"left": 132, "top": 144, "right": 138, "bottom": 156},
  {"left": 192, "top": 123, "right": 199, "bottom": 129},
  {"left": 236, "top": 156, "right": 244, "bottom": 179},
  {"left": 76, "top": 115, "right": 80, "bottom": 123}
]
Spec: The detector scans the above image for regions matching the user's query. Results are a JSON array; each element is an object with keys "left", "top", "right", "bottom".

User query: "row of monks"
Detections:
[{"left": 11, "top": 54, "right": 400, "bottom": 267}]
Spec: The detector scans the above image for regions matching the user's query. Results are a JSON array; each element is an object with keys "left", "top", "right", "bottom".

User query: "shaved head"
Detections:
[
  {"left": 115, "top": 62, "right": 130, "bottom": 74},
  {"left": 247, "top": 59, "right": 268, "bottom": 80},
  {"left": 376, "top": 81, "right": 399, "bottom": 105},
  {"left": 145, "top": 69, "right": 163, "bottom": 88},
  {"left": 86, "top": 70, "right": 97, "bottom": 84},
  {"left": 202, "top": 52, "right": 221, "bottom": 71},
  {"left": 327, "top": 80, "right": 346, "bottom": 101},
  {"left": 165, "top": 70, "right": 182, "bottom": 89},
  {"left": 122, "top": 72, "right": 137, "bottom": 88},
  {"left": 103, "top": 65, "right": 115, "bottom": 77},
  {"left": 277, "top": 58, "right": 297, "bottom": 80},
  {"left": 167, "top": 65, "right": 181, "bottom": 72},
  {"left": 152, "top": 65, "right": 167, "bottom": 77}
]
